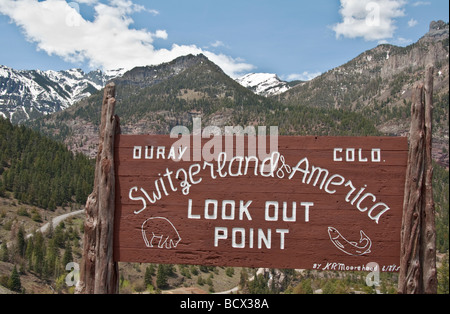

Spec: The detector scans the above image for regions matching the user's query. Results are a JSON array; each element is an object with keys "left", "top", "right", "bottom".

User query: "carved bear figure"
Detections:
[{"left": 141, "top": 217, "right": 181, "bottom": 249}]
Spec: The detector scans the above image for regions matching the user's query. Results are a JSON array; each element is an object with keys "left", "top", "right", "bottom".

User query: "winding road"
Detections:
[{"left": 25, "top": 209, "right": 85, "bottom": 239}]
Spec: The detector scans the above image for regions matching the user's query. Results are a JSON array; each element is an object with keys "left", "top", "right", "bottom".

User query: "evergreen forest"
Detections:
[{"left": 0, "top": 117, "right": 94, "bottom": 210}]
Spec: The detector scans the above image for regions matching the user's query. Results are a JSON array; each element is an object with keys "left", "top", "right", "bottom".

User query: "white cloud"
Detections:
[
  {"left": 0, "top": 0, "right": 254, "bottom": 78},
  {"left": 390, "top": 37, "right": 413, "bottom": 46},
  {"left": 211, "top": 40, "right": 225, "bottom": 48},
  {"left": 76, "top": 0, "right": 99, "bottom": 4},
  {"left": 154, "top": 30, "right": 168, "bottom": 40},
  {"left": 146, "top": 9, "right": 160, "bottom": 16},
  {"left": 333, "top": 0, "right": 406, "bottom": 41},
  {"left": 408, "top": 18, "right": 418, "bottom": 27},
  {"left": 412, "top": 1, "right": 431, "bottom": 7},
  {"left": 284, "top": 72, "right": 322, "bottom": 82}
]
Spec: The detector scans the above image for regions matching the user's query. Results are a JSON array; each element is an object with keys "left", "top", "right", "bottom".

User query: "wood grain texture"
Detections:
[
  {"left": 76, "top": 83, "right": 120, "bottom": 294},
  {"left": 399, "top": 66, "right": 437, "bottom": 294},
  {"left": 114, "top": 135, "right": 408, "bottom": 271}
]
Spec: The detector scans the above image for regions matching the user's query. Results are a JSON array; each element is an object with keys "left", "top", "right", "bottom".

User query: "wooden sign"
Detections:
[{"left": 113, "top": 135, "right": 407, "bottom": 272}]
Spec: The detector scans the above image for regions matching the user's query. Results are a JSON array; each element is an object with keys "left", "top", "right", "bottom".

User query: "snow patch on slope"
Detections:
[
  {"left": 236, "top": 73, "right": 291, "bottom": 97},
  {"left": 0, "top": 65, "right": 120, "bottom": 123}
]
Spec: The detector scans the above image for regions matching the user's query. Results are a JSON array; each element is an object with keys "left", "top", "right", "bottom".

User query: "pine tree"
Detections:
[
  {"left": 53, "top": 223, "right": 65, "bottom": 248},
  {"left": 16, "top": 226, "right": 26, "bottom": 258},
  {"left": 62, "top": 241, "right": 73, "bottom": 268},
  {"left": 239, "top": 268, "right": 248, "bottom": 289},
  {"left": 0, "top": 242, "right": 9, "bottom": 262},
  {"left": 144, "top": 265, "right": 153, "bottom": 287},
  {"left": 438, "top": 253, "right": 449, "bottom": 294},
  {"left": 43, "top": 238, "right": 59, "bottom": 279},
  {"left": 0, "top": 177, "right": 5, "bottom": 197},
  {"left": 32, "top": 232, "right": 45, "bottom": 276},
  {"left": 248, "top": 273, "right": 269, "bottom": 294},
  {"left": 8, "top": 266, "right": 22, "bottom": 293},
  {"left": 25, "top": 236, "right": 34, "bottom": 269},
  {"left": 156, "top": 264, "right": 168, "bottom": 289},
  {"left": 148, "top": 263, "right": 156, "bottom": 276},
  {"left": 46, "top": 218, "right": 54, "bottom": 239}
]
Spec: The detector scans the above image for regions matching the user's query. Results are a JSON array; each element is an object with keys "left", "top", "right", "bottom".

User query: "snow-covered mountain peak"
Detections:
[
  {"left": 236, "top": 73, "right": 291, "bottom": 97},
  {"left": 0, "top": 65, "right": 120, "bottom": 124},
  {"left": 104, "top": 68, "right": 128, "bottom": 79}
]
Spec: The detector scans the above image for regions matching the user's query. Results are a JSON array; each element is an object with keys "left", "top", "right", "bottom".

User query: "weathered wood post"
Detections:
[
  {"left": 398, "top": 66, "right": 437, "bottom": 294},
  {"left": 76, "top": 82, "right": 120, "bottom": 294}
]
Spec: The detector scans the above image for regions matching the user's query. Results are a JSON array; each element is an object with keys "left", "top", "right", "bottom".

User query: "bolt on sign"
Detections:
[{"left": 113, "top": 135, "right": 408, "bottom": 272}]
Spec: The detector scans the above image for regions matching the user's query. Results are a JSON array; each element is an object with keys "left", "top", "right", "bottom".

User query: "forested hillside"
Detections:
[
  {"left": 0, "top": 117, "right": 94, "bottom": 210},
  {"left": 30, "top": 54, "right": 381, "bottom": 161}
]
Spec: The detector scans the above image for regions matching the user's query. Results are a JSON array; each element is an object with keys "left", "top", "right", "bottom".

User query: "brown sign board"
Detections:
[{"left": 114, "top": 135, "right": 408, "bottom": 272}]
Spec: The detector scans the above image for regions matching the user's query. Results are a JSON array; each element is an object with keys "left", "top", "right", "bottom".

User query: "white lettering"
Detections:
[
  {"left": 359, "top": 149, "right": 368, "bottom": 162},
  {"left": 214, "top": 227, "right": 228, "bottom": 247},
  {"left": 369, "top": 203, "right": 390, "bottom": 224},
  {"left": 282, "top": 202, "right": 296, "bottom": 222},
  {"left": 232, "top": 228, "right": 245, "bottom": 248},
  {"left": 167, "top": 146, "right": 177, "bottom": 160},
  {"left": 276, "top": 229, "right": 289, "bottom": 250},
  {"left": 214, "top": 227, "right": 288, "bottom": 250},
  {"left": 205, "top": 199, "right": 218, "bottom": 220},
  {"left": 239, "top": 200, "right": 253, "bottom": 221},
  {"left": 357, "top": 193, "right": 377, "bottom": 212},
  {"left": 229, "top": 156, "right": 244, "bottom": 177},
  {"left": 301, "top": 202, "right": 314, "bottom": 222},
  {"left": 288, "top": 157, "right": 310, "bottom": 182},
  {"left": 334, "top": 148, "right": 343, "bottom": 162},
  {"left": 133, "top": 146, "right": 142, "bottom": 159},
  {"left": 187, "top": 199, "right": 200, "bottom": 220},
  {"left": 222, "top": 200, "right": 236, "bottom": 220},
  {"left": 334, "top": 148, "right": 382, "bottom": 163},
  {"left": 372, "top": 149, "right": 381, "bottom": 162},
  {"left": 145, "top": 146, "right": 153, "bottom": 159},
  {"left": 129, "top": 187, "right": 146, "bottom": 214},
  {"left": 265, "top": 201, "right": 279, "bottom": 222},
  {"left": 346, "top": 148, "right": 355, "bottom": 162},
  {"left": 324, "top": 174, "right": 345, "bottom": 194},
  {"left": 258, "top": 229, "right": 271, "bottom": 249},
  {"left": 307, "top": 166, "right": 329, "bottom": 190}
]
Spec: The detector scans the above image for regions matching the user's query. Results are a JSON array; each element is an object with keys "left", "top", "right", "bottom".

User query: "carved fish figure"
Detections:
[
  {"left": 328, "top": 227, "right": 372, "bottom": 256},
  {"left": 141, "top": 217, "right": 181, "bottom": 249}
]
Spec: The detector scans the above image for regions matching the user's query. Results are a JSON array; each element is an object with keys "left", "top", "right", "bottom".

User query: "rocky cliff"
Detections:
[{"left": 277, "top": 20, "right": 449, "bottom": 167}]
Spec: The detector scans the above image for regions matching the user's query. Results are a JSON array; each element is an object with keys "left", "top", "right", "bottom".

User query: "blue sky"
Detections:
[{"left": 0, "top": 0, "right": 448, "bottom": 80}]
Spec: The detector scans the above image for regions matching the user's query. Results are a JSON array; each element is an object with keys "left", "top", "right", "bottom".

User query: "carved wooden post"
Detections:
[
  {"left": 398, "top": 66, "right": 437, "bottom": 294},
  {"left": 76, "top": 82, "right": 120, "bottom": 294}
]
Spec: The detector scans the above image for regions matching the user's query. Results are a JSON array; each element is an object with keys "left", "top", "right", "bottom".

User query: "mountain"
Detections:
[
  {"left": 0, "top": 66, "right": 119, "bottom": 124},
  {"left": 277, "top": 20, "right": 448, "bottom": 113},
  {"left": 276, "top": 20, "right": 449, "bottom": 167},
  {"left": 29, "top": 54, "right": 379, "bottom": 158},
  {"left": 236, "top": 73, "right": 296, "bottom": 97},
  {"left": 26, "top": 21, "right": 448, "bottom": 166}
]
